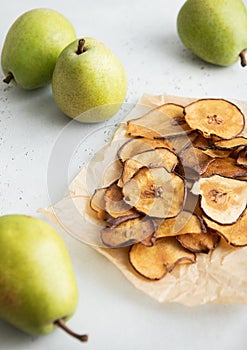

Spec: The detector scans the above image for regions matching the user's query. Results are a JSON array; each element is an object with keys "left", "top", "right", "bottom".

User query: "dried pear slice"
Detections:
[
  {"left": 197, "top": 175, "right": 247, "bottom": 225},
  {"left": 177, "top": 228, "right": 220, "bottom": 253},
  {"left": 192, "top": 133, "right": 211, "bottom": 150},
  {"left": 179, "top": 146, "right": 215, "bottom": 180},
  {"left": 101, "top": 217, "right": 156, "bottom": 248},
  {"left": 167, "top": 132, "right": 197, "bottom": 155},
  {"left": 203, "top": 208, "right": 247, "bottom": 246},
  {"left": 203, "top": 158, "right": 247, "bottom": 178},
  {"left": 123, "top": 167, "right": 185, "bottom": 218},
  {"left": 118, "top": 148, "right": 178, "bottom": 187},
  {"left": 237, "top": 148, "right": 247, "bottom": 167},
  {"left": 104, "top": 182, "right": 135, "bottom": 218},
  {"left": 129, "top": 237, "right": 196, "bottom": 280},
  {"left": 214, "top": 136, "right": 247, "bottom": 149},
  {"left": 127, "top": 103, "right": 192, "bottom": 139},
  {"left": 156, "top": 211, "right": 204, "bottom": 238},
  {"left": 117, "top": 138, "right": 172, "bottom": 163},
  {"left": 90, "top": 187, "right": 108, "bottom": 220},
  {"left": 184, "top": 99, "right": 245, "bottom": 139},
  {"left": 183, "top": 189, "right": 201, "bottom": 215},
  {"left": 202, "top": 148, "right": 232, "bottom": 158},
  {"left": 106, "top": 212, "right": 140, "bottom": 228}
]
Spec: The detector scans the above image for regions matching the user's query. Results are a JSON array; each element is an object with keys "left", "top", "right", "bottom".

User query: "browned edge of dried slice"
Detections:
[
  {"left": 117, "top": 137, "right": 173, "bottom": 163},
  {"left": 214, "top": 136, "right": 247, "bottom": 150},
  {"left": 101, "top": 216, "right": 156, "bottom": 248},
  {"left": 202, "top": 157, "right": 247, "bottom": 178},
  {"left": 179, "top": 146, "right": 215, "bottom": 180},
  {"left": 118, "top": 147, "right": 178, "bottom": 187},
  {"left": 90, "top": 187, "right": 108, "bottom": 220},
  {"left": 237, "top": 147, "right": 247, "bottom": 167},
  {"left": 122, "top": 166, "right": 186, "bottom": 218},
  {"left": 184, "top": 98, "right": 245, "bottom": 139},
  {"left": 195, "top": 174, "right": 247, "bottom": 225},
  {"left": 129, "top": 237, "right": 196, "bottom": 280},
  {"left": 156, "top": 211, "right": 205, "bottom": 238},
  {"left": 203, "top": 208, "right": 247, "bottom": 247},
  {"left": 177, "top": 228, "right": 220, "bottom": 254},
  {"left": 127, "top": 103, "right": 191, "bottom": 139},
  {"left": 104, "top": 182, "right": 135, "bottom": 218}
]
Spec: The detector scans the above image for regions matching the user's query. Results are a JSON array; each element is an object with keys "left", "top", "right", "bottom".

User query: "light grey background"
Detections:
[{"left": 0, "top": 1, "right": 247, "bottom": 349}]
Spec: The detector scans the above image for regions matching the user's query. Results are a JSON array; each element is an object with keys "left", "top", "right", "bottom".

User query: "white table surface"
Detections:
[{"left": 1, "top": 1, "right": 247, "bottom": 349}]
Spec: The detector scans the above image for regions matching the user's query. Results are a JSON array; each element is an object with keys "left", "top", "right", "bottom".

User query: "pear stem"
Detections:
[
  {"left": 3, "top": 72, "right": 14, "bottom": 84},
  {"left": 240, "top": 50, "right": 247, "bottom": 67},
  {"left": 76, "top": 39, "right": 86, "bottom": 55},
  {"left": 54, "top": 319, "right": 88, "bottom": 342}
]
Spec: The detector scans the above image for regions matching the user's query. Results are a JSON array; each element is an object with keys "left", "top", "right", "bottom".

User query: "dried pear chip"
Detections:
[
  {"left": 104, "top": 182, "right": 135, "bottom": 218},
  {"left": 184, "top": 99, "right": 245, "bottom": 139},
  {"left": 179, "top": 146, "right": 215, "bottom": 180},
  {"left": 202, "top": 148, "right": 232, "bottom": 158},
  {"left": 118, "top": 148, "right": 178, "bottom": 187},
  {"left": 183, "top": 189, "right": 201, "bottom": 215},
  {"left": 123, "top": 167, "right": 185, "bottom": 218},
  {"left": 101, "top": 217, "right": 156, "bottom": 248},
  {"left": 106, "top": 212, "right": 140, "bottom": 228},
  {"left": 166, "top": 132, "right": 198, "bottom": 155},
  {"left": 203, "top": 158, "right": 247, "bottom": 178},
  {"left": 192, "top": 133, "right": 211, "bottom": 150},
  {"left": 214, "top": 136, "right": 247, "bottom": 149},
  {"left": 90, "top": 187, "right": 108, "bottom": 220},
  {"left": 117, "top": 138, "right": 172, "bottom": 163},
  {"left": 129, "top": 237, "right": 196, "bottom": 280},
  {"left": 237, "top": 148, "right": 247, "bottom": 167},
  {"left": 196, "top": 175, "right": 247, "bottom": 225},
  {"left": 177, "top": 228, "right": 220, "bottom": 253},
  {"left": 203, "top": 208, "right": 247, "bottom": 247},
  {"left": 156, "top": 211, "right": 204, "bottom": 238},
  {"left": 127, "top": 103, "right": 192, "bottom": 138}
]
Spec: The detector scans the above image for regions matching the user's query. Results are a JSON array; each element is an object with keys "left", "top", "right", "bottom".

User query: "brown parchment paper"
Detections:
[{"left": 39, "top": 94, "right": 247, "bottom": 306}]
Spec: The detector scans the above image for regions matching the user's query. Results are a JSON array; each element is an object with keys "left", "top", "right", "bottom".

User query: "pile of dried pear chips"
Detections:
[{"left": 90, "top": 98, "right": 247, "bottom": 280}]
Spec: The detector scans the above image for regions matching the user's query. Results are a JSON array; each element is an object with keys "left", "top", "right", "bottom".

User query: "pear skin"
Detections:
[
  {"left": 177, "top": 0, "right": 247, "bottom": 66},
  {"left": 52, "top": 37, "right": 128, "bottom": 123},
  {"left": 0, "top": 214, "right": 87, "bottom": 341},
  {"left": 1, "top": 8, "right": 76, "bottom": 89}
]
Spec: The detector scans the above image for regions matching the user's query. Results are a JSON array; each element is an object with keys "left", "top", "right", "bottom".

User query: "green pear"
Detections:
[
  {"left": 177, "top": 0, "right": 247, "bottom": 67},
  {"left": 1, "top": 8, "right": 76, "bottom": 89},
  {"left": 52, "top": 37, "right": 128, "bottom": 123},
  {"left": 0, "top": 214, "right": 87, "bottom": 342}
]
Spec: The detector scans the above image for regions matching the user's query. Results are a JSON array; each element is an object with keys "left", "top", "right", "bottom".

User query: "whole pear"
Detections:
[
  {"left": 52, "top": 37, "right": 128, "bottom": 123},
  {"left": 0, "top": 214, "right": 87, "bottom": 342},
  {"left": 1, "top": 8, "right": 76, "bottom": 89},
  {"left": 177, "top": 0, "right": 247, "bottom": 67}
]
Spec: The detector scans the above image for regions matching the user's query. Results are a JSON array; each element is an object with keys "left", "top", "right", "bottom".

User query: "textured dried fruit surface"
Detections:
[
  {"left": 118, "top": 148, "right": 178, "bottom": 187},
  {"left": 101, "top": 217, "right": 156, "bottom": 248},
  {"left": 127, "top": 103, "right": 191, "bottom": 138},
  {"left": 203, "top": 209, "right": 247, "bottom": 247},
  {"left": 177, "top": 228, "right": 220, "bottom": 253},
  {"left": 122, "top": 167, "right": 185, "bottom": 218},
  {"left": 197, "top": 175, "right": 247, "bottom": 224},
  {"left": 129, "top": 237, "right": 196, "bottom": 280},
  {"left": 117, "top": 138, "right": 172, "bottom": 163},
  {"left": 88, "top": 98, "right": 247, "bottom": 282},
  {"left": 184, "top": 99, "right": 245, "bottom": 139},
  {"left": 156, "top": 212, "right": 203, "bottom": 238},
  {"left": 104, "top": 182, "right": 135, "bottom": 218}
]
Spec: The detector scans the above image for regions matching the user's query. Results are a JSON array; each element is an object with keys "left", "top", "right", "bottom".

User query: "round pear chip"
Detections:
[
  {"left": 197, "top": 175, "right": 247, "bottom": 225},
  {"left": 203, "top": 209, "right": 247, "bottom": 247},
  {"left": 118, "top": 147, "right": 178, "bottom": 187},
  {"left": 129, "top": 237, "right": 196, "bottom": 280},
  {"left": 184, "top": 99, "right": 245, "bottom": 139},
  {"left": 122, "top": 167, "right": 185, "bottom": 218}
]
